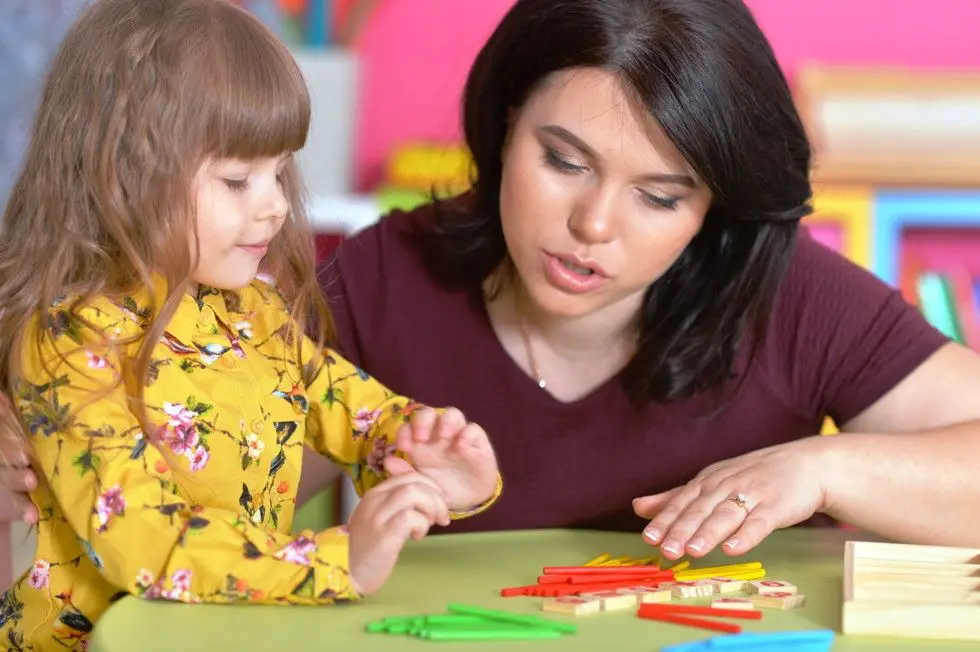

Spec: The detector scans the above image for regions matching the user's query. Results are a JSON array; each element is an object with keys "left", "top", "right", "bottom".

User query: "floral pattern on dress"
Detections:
[{"left": 0, "top": 279, "right": 496, "bottom": 649}]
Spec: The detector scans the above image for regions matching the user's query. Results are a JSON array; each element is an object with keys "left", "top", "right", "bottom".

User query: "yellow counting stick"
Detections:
[
  {"left": 598, "top": 556, "right": 634, "bottom": 566},
  {"left": 675, "top": 562, "right": 763, "bottom": 581},
  {"left": 633, "top": 555, "right": 660, "bottom": 567},
  {"left": 583, "top": 554, "right": 611, "bottom": 567},
  {"left": 679, "top": 569, "right": 767, "bottom": 583},
  {"left": 666, "top": 560, "right": 692, "bottom": 572}
]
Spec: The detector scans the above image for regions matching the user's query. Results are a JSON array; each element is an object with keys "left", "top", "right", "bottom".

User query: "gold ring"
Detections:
[{"left": 726, "top": 493, "right": 752, "bottom": 513}]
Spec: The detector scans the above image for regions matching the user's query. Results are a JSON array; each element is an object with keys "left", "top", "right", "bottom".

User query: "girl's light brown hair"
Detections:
[{"left": 0, "top": 0, "right": 331, "bottom": 443}]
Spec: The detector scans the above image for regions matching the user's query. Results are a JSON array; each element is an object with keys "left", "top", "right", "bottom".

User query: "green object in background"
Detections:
[
  {"left": 291, "top": 483, "right": 338, "bottom": 532},
  {"left": 375, "top": 186, "right": 434, "bottom": 214},
  {"left": 917, "top": 272, "right": 965, "bottom": 343}
]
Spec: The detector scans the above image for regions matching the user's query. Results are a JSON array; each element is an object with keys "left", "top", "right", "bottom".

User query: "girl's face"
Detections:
[
  {"left": 498, "top": 67, "right": 712, "bottom": 323},
  {"left": 192, "top": 154, "right": 290, "bottom": 290}
]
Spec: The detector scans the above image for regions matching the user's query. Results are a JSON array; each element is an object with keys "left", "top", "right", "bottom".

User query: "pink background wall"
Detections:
[{"left": 352, "top": 0, "right": 980, "bottom": 190}]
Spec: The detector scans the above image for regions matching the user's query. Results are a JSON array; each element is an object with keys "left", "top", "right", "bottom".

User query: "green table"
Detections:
[{"left": 89, "top": 528, "right": 975, "bottom": 651}]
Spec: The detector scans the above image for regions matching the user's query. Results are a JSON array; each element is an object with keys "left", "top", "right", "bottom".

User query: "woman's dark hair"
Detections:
[{"left": 430, "top": 0, "right": 813, "bottom": 405}]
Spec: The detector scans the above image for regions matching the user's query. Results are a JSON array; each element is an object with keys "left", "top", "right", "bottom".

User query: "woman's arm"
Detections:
[{"left": 823, "top": 342, "right": 980, "bottom": 545}]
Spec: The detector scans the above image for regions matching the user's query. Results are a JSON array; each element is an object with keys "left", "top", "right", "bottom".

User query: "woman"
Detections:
[{"left": 4, "top": 0, "right": 980, "bottom": 562}]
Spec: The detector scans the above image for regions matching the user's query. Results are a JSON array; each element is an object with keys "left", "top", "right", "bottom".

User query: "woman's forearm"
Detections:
[
  {"left": 297, "top": 454, "right": 344, "bottom": 507},
  {"left": 819, "top": 420, "right": 980, "bottom": 546}
]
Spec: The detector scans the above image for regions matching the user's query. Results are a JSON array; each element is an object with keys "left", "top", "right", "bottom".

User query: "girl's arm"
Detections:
[
  {"left": 299, "top": 338, "right": 502, "bottom": 518},
  {"left": 19, "top": 308, "right": 359, "bottom": 605}
]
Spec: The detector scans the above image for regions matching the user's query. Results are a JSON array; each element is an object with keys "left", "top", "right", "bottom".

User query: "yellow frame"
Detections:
[{"left": 806, "top": 185, "right": 873, "bottom": 269}]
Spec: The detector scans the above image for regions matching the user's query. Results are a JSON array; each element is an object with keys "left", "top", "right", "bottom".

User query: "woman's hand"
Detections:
[{"left": 632, "top": 436, "right": 832, "bottom": 559}]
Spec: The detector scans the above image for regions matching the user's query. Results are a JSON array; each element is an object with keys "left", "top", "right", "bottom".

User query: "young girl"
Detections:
[{"left": 0, "top": 0, "right": 501, "bottom": 648}]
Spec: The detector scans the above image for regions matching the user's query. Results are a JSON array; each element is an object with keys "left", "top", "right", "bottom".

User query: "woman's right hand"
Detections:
[
  {"left": 346, "top": 465, "right": 450, "bottom": 595},
  {"left": 0, "top": 431, "right": 38, "bottom": 524}
]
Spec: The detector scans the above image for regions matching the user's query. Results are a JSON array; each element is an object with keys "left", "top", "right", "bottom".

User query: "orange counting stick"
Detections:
[
  {"left": 638, "top": 603, "right": 763, "bottom": 620},
  {"left": 638, "top": 610, "right": 742, "bottom": 634},
  {"left": 543, "top": 566, "right": 663, "bottom": 575}
]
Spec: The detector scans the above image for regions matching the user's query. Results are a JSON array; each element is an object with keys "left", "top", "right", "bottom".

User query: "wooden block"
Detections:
[
  {"left": 695, "top": 580, "right": 716, "bottom": 596},
  {"left": 843, "top": 539, "right": 980, "bottom": 640},
  {"left": 709, "top": 577, "right": 746, "bottom": 594},
  {"left": 669, "top": 581, "right": 702, "bottom": 599},
  {"left": 747, "top": 579, "right": 797, "bottom": 595},
  {"left": 541, "top": 595, "right": 602, "bottom": 616},
  {"left": 579, "top": 589, "right": 638, "bottom": 611},
  {"left": 617, "top": 586, "right": 672, "bottom": 604},
  {"left": 750, "top": 591, "right": 806, "bottom": 610},
  {"left": 711, "top": 597, "right": 756, "bottom": 611}
]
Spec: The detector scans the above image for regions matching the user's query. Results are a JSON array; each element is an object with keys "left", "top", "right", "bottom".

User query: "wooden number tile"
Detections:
[
  {"left": 711, "top": 597, "right": 757, "bottom": 611},
  {"left": 748, "top": 580, "right": 798, "bottom": 595},
  {"left": 617, "top": 586, "right": 672, "bottom": 604},
  {"left": 710, "top": 577, "right": 748, "bottom": 594},
  {"left": 695, "top": 580, "right": 716, "bottom": 597},
  {"left": 542, "top": 595, "right": 603, "bottom": 616},
  {"left": 579, "top": 589, "right": 639, "bottom": 611},
  {"left": 750, "top": 591, "right": 807, "bottom": 610},
  {"left": 669, "top": 581, "right": 702, "bottom": 598}
]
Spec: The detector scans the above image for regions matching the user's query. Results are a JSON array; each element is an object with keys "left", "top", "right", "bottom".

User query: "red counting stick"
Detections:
[
  {"left": 638, "top": 611, "right": 743, "bottom": 634},
  {"left": 638, "top": 603, "right": 763, "bottom": 620},
  {"left": 543, "top": 566, "right": 665, "bottom": 575}
]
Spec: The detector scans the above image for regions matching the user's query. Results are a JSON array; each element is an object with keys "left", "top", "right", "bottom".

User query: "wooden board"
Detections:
[
  {"left": 795, "top": 66, "right": 980, "bottom": 187},
  {"left": 842, "top": 540, "right": 980, "bottom": 640}
]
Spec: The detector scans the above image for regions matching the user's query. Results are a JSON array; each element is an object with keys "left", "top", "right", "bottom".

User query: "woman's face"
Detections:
[{"left": 499, "top": 67, "right": 712, "bottom": 322}]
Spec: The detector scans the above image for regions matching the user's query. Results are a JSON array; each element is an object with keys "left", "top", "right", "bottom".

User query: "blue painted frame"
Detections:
[{"left": 872, "top": 190, "right": 980, "bottom": 287}]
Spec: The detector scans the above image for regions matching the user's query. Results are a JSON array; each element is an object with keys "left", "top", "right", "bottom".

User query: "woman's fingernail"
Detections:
[
  {"left": 661, "top": 541, "right": 679, "bottom": 555},
  {"left": 643, "top": 527, "right": 661, "bottom": 543},
  {"left": 687, "top": 538, "right": 705, "bottom": 552},
  {"left": 723, "top": 538, "right": 739, "bottom": 551}
]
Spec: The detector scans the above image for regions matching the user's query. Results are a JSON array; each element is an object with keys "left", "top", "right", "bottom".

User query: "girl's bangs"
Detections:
[{"left": 201, "top": 15, "right": 311, "bottom": 160}]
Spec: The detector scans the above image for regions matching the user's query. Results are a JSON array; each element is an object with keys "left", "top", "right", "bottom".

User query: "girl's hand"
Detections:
[
  {"left": 347, "top": 468, "right": 450, "bottom": 595},
  {"left": 632, "top": 437, "right": 831, "bottom": 559},
  {"left": 386, "top": 407, "right": 499, "bottom": 513}
]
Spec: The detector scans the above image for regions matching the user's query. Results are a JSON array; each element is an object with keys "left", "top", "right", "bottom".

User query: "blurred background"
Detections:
[{"left": 3, "top": 0, "right": 980, "bottom": 570}]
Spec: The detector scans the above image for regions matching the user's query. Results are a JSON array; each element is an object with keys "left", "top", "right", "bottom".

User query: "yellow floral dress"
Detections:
[{"left": 0, "top": 280, "right": 500, "bottom": 651}]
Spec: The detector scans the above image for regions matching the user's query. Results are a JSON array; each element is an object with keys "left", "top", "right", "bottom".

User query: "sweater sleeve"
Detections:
[{"left": 767, "top": 233, "right": 950, "bottom": 426}]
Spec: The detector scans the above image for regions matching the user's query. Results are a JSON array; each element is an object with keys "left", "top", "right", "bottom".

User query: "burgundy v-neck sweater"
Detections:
[{"left": 318, "top": 205, "right": 948, "bottom": 534}]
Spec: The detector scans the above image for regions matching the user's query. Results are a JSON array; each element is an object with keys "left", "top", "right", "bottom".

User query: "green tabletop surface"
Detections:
[{"left": 89, "top": 527, "right": 978, "bottom": 651}]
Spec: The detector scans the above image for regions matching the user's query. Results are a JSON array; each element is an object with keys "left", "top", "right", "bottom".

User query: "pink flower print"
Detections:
[
  {"left": 187, "top": 445, "right": 210, "bottom": 472},
  {"left": 273, "top": 536, "right": 317, "bottom": 566},
  {"left": 353, "top": 408, "right": 381, "bottom": 436},
  {"left": 171, "top": 569, "right": 192, "bottom": 592},
  {"left": 165, "top": 423, "right": 200, "bottom": 456},
  {"left": 76, "top": 640, "right": 90, "bottom": 652},
  {"left": 135, "top": 568, "right": 155, "bottom": 589},
  {"left": 96, "top": 485, "right": 126, "bottom": 532},
  {"left": 366, "top": 437, "right": 395, "bottom": 474},
  {"left": 28, "top": 559, "right": 50, "bottom": 589},
  {"left": 246, "top": 433, "right": 265, "bottom": 459},
  {"left": 85, "top": 351, "right": 109, "bottom": 369},
  {"left": 163, "top": 402, "right": 196, "bottom": 427}
]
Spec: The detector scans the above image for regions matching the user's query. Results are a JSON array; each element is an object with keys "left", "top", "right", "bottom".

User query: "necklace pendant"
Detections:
[{"left": 537, "top": 378, "right": 546, "bottom": 389}]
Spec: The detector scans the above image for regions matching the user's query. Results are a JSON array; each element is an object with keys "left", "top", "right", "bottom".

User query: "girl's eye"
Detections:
[
  {"left": 224, "top": 178, "right": 249, "bottom": 192},
  {"left": 544, "top": 147, "right": 586, "bottom": 173}
]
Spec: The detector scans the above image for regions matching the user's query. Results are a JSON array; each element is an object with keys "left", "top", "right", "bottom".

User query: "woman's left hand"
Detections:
[{"left": 632, "top": 437, "right": 832, "bottom": 560}]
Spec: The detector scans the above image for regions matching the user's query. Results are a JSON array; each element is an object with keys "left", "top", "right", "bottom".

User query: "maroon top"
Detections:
[{"left": 319, "top": 204, "right": 948, "bottom": 534}]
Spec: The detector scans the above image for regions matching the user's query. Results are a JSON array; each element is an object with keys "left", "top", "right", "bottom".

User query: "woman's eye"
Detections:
[{"left": 544, "top": 147, "right": 586, "bottom": 173}]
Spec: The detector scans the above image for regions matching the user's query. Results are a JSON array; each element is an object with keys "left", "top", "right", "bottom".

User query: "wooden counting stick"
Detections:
[
  {"left": 750, "top": 591, "right": 807, "bottom": 610},
  {"left": 617, "top": 586, "right": 672, "bottom": 604},
  {"left": 541, "top": 595, "right": 602, "bottom": 616},
  {"left": 748, "top": 579, "right": 798, "bottom": 595},
  {"left": 578, "top": 589, "right": 638, "bottom": 611},
  {"left": 711, "top": 596, "right": 756, "bottom": 611}
]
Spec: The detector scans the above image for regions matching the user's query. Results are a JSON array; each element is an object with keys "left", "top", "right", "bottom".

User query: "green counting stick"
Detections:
[
  {"left": 446, "top": 603, "right": 578, "bottom": 634},
  {"left": 419, "top": 629, "right": 563, "bottom": 641}
]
